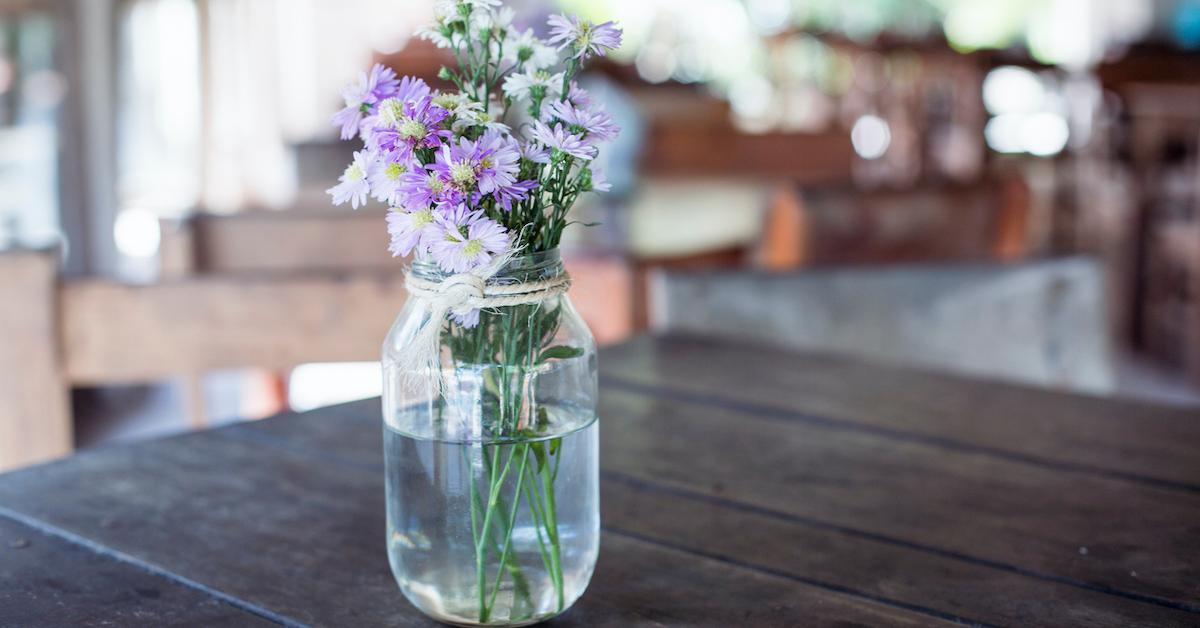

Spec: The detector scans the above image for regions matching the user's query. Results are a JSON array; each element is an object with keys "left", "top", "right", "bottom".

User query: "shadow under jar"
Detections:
[{"left": 383, "top": 250, "right": 599, "bottom": 627}]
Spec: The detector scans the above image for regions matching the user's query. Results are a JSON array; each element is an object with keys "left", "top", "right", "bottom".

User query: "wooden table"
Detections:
[{"left": 2, "top": 335, "right": 1199, "bottom": 626}]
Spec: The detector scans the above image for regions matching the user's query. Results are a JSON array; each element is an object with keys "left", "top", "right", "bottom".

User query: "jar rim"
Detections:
[{"left": 411, "top": 248, "right": 563, "bottom": 281}]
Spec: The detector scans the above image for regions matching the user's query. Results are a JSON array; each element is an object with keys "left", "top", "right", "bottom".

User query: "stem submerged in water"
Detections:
[{"left": 446, "top": 289, "right": 571, "bottom": 623}]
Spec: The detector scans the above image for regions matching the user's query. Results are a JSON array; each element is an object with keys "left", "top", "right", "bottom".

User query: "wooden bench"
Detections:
[
  {"left": 0, "top": 210, "right": 634, "bottom": 472},
  {"left": 652, "top": 258, "right": 1116, "bottom": 394}
]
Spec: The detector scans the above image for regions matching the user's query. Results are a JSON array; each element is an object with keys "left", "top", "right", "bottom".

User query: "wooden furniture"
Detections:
[
  {"left": 652, "top": 259, "right": 1115, "bottom": 394},
  {"left": 1118, "top": 82, "right": 1200, "bottom": 384},
  {"left": 759, "top": 177, "right": 1033, "bottom": 271},
  {"left": 0, "top": 249, "right": 72, "bottom": 468},
  {"left": 1096, "top": 48, "right": 1200, "bottom": 384},
  {"left": 160, "top": 209, "right": 635, "bottom": 344},
  {"left": 0, "top": 244, "right": 408, "bottom": 472},
  {"left": 1, "top": 335, "right": 1198, "bottom": 626},
  {"left": 0, "top": 220, "right": 633, "bottom": 471}
]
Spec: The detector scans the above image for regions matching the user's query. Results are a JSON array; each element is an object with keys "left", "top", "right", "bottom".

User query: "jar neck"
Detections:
[{"left": 411, "top": 249, "right": 564, "bottom": 283}]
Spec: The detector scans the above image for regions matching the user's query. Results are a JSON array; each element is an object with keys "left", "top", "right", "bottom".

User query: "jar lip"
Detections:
[{"left": 411, "top": 248, "right": 563, "bottom": 280}]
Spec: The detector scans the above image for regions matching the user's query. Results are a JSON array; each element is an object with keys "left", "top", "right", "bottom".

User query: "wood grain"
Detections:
[
  {"left": 600, "top": 335, "right": 1200, "bottom": 489},
  {"left": 188, "top": 209, "right": 396, "bottom": 274},
  {"left": 0, "top": 422, "right": 945, "bottom": 627},
  {"left": 591, "top": 389, "right": 1200, "bottom": 609},
  {"left": 0, "top": 249, "right": 72, "bottom": 471},
  {"left": 224, "top": 400, "right": 1200, "bottom": 627},
  {"left": 60, "top": 272, "right": 409, "bottom": 384},
  {"left": 3, "top": 336, "right": 1199, "bottom": 625},
  {"left": 0, "top": 517, "right": 275, "bottom": 627}
]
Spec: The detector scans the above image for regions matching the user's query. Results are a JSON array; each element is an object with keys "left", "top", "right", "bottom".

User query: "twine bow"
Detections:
[{"left": 399, "top": 252, "right": 572, "bottom": 392}]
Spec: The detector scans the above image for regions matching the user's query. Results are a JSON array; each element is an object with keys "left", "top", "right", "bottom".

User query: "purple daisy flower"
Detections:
[
  {"left": 546, "top": 100, "right": 620, "bottom": 142},
  {"left": 386, "top": 207, "right": 438, "bottom": 257},
  {"left": 450, "top": 308, "right": 481, "bottom": 329},
  {"left": 546, "top": 14, "right": 622, "bottom": 60},
  {"left": 476, "top": 131, "right": 521, "bottom": 195},
  {"left": 400, "top": 167, "right": 470, "bottom": 210},
  {"left": 529, "top": 121, "right": 597, "bottom": 161},
  {"left": 588, "top": 167, "right": 612, "bottom": 193},
  {"left": 493, "top": 179, "right": 539, "bottom": 211},
  {"left": 520, "top": 142, "right": 551, "bottom": 164},
  {"left": 332, "top": 64, "right": 401, "bottom": 140},
  {"left": 369, "top": 153, "right": 419, "bottom": 206},
  {"left": 567, "top": 82, "right": 592, "bottom": 108},
  {"left": 327, "top": 150, "right": 374, "bottom": 209},
  {"left": 370, "top": 94, "right": 452, "bottom": 159},
  {"left": 431, "top": 136, "right": 486, "bottom": 194},
  {"left": 429, "top": 211, "right": 511, "bottom": 274}
]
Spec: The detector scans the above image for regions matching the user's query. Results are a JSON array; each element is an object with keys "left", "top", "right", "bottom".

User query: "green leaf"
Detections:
[
  {"left": 538, "top": 346, "right": 584, "bottom": 363},
  {"left": 549, "top": 437, "right": 562, "bottom": 457},
  {"left": 531, "top": 441, "right": 547, "bottom": 473}
]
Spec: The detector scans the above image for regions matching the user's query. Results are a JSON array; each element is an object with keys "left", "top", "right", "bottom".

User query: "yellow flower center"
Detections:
[
  {"left": 428, "top": 175, "right": 445, "bottom": 194},
  {"left": 450, "top": 162, "right": 477, "bottom": 188},
  {"left": 413, "top": 208, "right": 433, "bottom": 228},
  {"left": 384, "top": 162, "right": 407, "bottom": 181},
  {"left": 398, "top": 117, "right": 428, "bottom": 140},
  {"left": 575, "top": 21, "right": 594, "bottom": 49},
  {"left": 380, "top": 99, "right": 405, "bottom": 126},
  {"left": 433, "top": 94, "right": 459, "bottom": 109},
  {"left": 345, "top": 164, "right": 365, "bottom": 181},
  {"left": 462, "top": 239, "right": 484, "bottom": 256}
]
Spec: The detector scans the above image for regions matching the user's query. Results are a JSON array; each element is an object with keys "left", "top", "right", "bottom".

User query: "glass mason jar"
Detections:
[{"left": 382, "top": 250, "right": 599, "bottom": 627}]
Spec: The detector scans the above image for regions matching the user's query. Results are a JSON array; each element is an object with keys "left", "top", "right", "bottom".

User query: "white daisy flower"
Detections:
[
  {"left": 505, "top": 28, "right": 558, "bottom": 70},
  {"left": 503, "top": 70, "right": 564, "bottom": 102}
]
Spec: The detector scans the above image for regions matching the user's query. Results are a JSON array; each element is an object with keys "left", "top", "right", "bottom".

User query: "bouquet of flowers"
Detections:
[
  {"left": 328, "top": 0, "right": 622, "bottom": 279},
  {"left": 329, "top": 2, "right": 621, "bottom": 625}
]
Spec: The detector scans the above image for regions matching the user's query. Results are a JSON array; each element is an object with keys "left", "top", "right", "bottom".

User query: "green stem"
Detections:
[
  {"left": 539, "top": 459, "right": 565, "bottom": 611},
  {"left": 521, "top": 446, "right": 565, "bottom": 612},
  {"left": 469, "top": 454, "right": 534, "bottom": 611},
  {"left": 484, "top": 445, "right": 531, "bottom": 617},
  {"left": 522, "top": 467, "right": 555, "bottom": 576},
  {"left": 476, "top": 444, "right": 505, "bottom": 621}
]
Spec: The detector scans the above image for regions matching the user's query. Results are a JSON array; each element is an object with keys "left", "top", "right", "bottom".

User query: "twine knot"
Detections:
[
  {"left": 398, "top": 250, "right": 573, "bottom": 393},
  {"left": 439, "top": 273, "right": 487, "bottom": 305}
]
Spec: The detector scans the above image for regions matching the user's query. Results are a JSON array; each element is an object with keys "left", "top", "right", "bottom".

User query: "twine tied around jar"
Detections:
[{"left": 399, "top": 251, "right": 573, "bottom": 391}]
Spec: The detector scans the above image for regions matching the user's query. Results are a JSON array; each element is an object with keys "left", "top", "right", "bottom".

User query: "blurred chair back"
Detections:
[
  {"left": 652, "top": 258, "right": 1115, "bottom": 393},
  {"left": 760, "top": 177, "right": 1031, "bottom": 270},
  {"left": 625, "top": 178, "right": 769, "bottom": 328},
  {"left": 160, "top": 208, "right": 394, "bottom": 276},
  {"left": 0, "top": 224, "right": 406, "bottom": 472}
]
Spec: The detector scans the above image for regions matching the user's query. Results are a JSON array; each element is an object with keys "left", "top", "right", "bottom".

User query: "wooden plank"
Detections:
[
  {"left": 60, "top": 273, "right": 408, "bottom": 384},
  {"left": 0, "top": 248, "right": 71, "bottom": 471},
  {"left": 600, "top": 335, "right": 1200, "bottom": 489},
  {"left": 589, "top": 389, "right": 1200, "bottom": 610},
  {"left": 62, "top": 260, "right": 626, "bottom": 386},
  {"left": 188, "top": 209, "right": 396, "bottom": 274},
  {"left": 643, "top": 125, "right": 854, "bottom": 182},
  {"left": 653, "top": 260, "right": 1115, "bottom": 393},
  {"left": 599, "top": 475, "right": 1200, "bottom": 628},
  {"left": 0, "top": 417, "right": 951, "bottom": 627},
  {"left": 0, "top": 517, "right": 276, "bottom": 627},
  {"left": 217, "top": 401, "right": 1200, "bottom": 627}
]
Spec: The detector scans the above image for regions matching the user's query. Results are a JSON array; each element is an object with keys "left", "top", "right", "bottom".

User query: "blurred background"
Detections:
[{"left": 1, "top": 0, "right": 1199, "bottom": 470}]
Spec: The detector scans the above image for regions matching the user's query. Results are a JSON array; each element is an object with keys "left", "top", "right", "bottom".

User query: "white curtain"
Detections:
[{"left": 197, "top": 0, "right": 444, "bottom": 211}]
